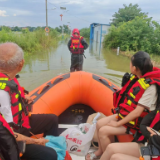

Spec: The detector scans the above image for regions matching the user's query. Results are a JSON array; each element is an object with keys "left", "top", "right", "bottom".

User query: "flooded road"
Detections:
[{"left": 19, "top": 39, "right": 130, "bottom": 91}]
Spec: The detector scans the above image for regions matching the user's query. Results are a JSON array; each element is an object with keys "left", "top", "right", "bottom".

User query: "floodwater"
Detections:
[{"left": 19, "top": 39, "right": 130, "bottom": 91}]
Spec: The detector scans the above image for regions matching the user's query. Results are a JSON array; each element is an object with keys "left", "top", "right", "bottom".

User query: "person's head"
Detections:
[
  {"left": 0, "top": 42, "right": 24, "bottom": 78},
  {"left": 130, "top": 51, "right": 153, "bottom": 77},
  {"left": 72, "top": 28, "right": 80, "bottom": 37}
]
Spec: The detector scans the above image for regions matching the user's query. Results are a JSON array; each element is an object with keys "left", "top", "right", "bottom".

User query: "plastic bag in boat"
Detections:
[{"left": 60, "top": 123, "right": 96, "bottom": 156}]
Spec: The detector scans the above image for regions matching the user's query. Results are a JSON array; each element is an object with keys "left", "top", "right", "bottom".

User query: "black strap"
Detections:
[
  {"left": 13, "top": 111, "right": 22, "bottom": 118},
  {"left": 9, "top": 121, "right": 23, "bottom": 129},
  {"left": 126, "top": 94, "right": 138, "bottom": 105},
  {"left": 12, "top": 101, "right": 19, "bottom": 107},
  {"left": 24, "top": 89, "right": 29, "bottom": 94},
  {"left": 125, "top": 127, "right": 130, "bottom": 134},
  {"left": 19, "top": 98, "right": 29, "bottom": 116},
  {"left": 111, "top": 108, "right": 114, "bottom": 114},
  {"left": 83, "top": 54, "right": 86, "bottom": 59}
]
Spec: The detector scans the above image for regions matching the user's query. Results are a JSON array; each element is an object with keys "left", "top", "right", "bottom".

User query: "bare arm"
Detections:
[
  {"left": 117, "top": 104, "right": 144, "bottom": 126},
  {"left": 14, "top": 132, "right": 36, "bottom": 144},
  {"left": 107, "top": 104, "right": 145, "bottom": 127},
  {"left": 14, "top": 132, "right": 49, "bottom": 145}
]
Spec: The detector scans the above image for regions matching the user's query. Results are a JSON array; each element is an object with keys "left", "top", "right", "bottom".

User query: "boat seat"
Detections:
[{"left": 117, "top": 134, "right": 134, "bottom": 142}]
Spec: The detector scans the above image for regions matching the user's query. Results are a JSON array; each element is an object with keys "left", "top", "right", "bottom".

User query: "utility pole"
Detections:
[
  {"left": 46, "top": 0, "right": 48, "bottom": 28},
  {"left": 60, "top": 7, "right": 66, "bottom": 39},
  {"left": 60, "top": 14, "right": 64, "bottom": 39}
]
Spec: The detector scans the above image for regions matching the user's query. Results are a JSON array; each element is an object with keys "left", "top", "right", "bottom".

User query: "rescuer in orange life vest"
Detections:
[
  {"left": 68, "top": 28, "right": 88, "bottom": 72},
  {"left": 0, "top": 43, "right": 58, "bottom": 160}
]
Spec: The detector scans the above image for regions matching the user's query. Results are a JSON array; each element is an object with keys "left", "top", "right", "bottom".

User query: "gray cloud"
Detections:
[{"left": 0, "top": 0, "right": 160, "bottom": 28}]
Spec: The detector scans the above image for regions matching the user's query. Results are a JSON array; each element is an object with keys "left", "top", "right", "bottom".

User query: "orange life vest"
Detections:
[{"left": 70, "top": 36, "right": 84, "bottom": 54}]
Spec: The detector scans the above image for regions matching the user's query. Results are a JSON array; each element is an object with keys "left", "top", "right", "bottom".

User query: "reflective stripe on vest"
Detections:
[
  {"left": 0, "top": 73, "right": 31, "bottom": 129},
  {"left": 119, "top": 113, "right": 135, "bottom": 125},
  {"left": 117, "top": 77, "right": 150, "bottom": 129},
  {"left": 113, "top": 69, "right": 160, "bottom": 130}
]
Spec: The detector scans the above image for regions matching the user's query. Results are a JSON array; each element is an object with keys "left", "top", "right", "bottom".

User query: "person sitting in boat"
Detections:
[
  {"left": 86, "top": 51, "right": 160, "bottom": 160},
  {"left": 68, "top": 28, "right": 88, "bottom": 72},
  {"left": 0, "top": 42, "right": 58, "bottom": 160},
  {"left": 97, "top": 107, "right": 160, "bottom": 160}
]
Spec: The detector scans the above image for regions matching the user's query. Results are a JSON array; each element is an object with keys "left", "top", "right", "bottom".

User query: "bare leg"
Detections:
[
  {"left": 110, "top": 153, "right": 139, "bottom": 160},
  {"left": 86, "top": 114, "right": 117, "bottom": 160},
  {"left": 99, "top": 125, "right": 126, "bottom": 152},
  {"left": 100, "top": 142, "right": 140, "bottom": 160}
]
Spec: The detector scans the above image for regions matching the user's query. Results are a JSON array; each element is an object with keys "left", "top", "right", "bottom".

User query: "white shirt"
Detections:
[{"left": 0, "top": 90, "right": 13, "bottom": 123}]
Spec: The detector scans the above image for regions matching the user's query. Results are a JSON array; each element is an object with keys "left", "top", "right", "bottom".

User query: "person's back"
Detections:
[{"left": 68, "top": 28, "right": 88, "bottom": 72}]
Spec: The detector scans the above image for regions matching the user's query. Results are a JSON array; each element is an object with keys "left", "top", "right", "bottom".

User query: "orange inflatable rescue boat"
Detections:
[{"left": 29, "top": 71, "right": 133, "bottom": 142}]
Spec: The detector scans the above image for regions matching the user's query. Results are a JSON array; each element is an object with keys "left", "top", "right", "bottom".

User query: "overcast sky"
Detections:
[{"left": 0, "top": 0, "right": 160, "bottom": 29}]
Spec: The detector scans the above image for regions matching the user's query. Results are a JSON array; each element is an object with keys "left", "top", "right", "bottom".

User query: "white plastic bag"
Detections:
[
  {"left": 60, "top": 113, "right": 100, "bottom": 156},
  {"left": 60, "top": 123, "right": 96, "bottom": 156}
]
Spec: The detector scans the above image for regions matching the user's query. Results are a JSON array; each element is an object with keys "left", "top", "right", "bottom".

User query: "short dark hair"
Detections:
[{"left": 131, "top": 51, "right": 153, "bottom": 75}]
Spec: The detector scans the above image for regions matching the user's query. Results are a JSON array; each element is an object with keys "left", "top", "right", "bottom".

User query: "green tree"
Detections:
[
  {"left": 12, "top": 26, "right": 21, "bottom": 31},
  {"left": 103, "top": 16, "right": 160, "bottom": 54},
  {"left": 63, "top": 25, "right": 70, "bottom": 34},
  {"left": 80, "top": 28, "right": 90, "bottom": 39},
  {"left": 55, "top": 26, "right": 62, "bottom": 33},
  {"left": 1, "top": 26, "right": 11, "bottom": 32},
  {"left": 55, "top": 25, "right": 70, "bottom": 34},
  {"left": 22, "top": 28, "right": 29, "bottom": 34},
  {"left": 111, "top": 3, "right": 148, "bottom": 26}
]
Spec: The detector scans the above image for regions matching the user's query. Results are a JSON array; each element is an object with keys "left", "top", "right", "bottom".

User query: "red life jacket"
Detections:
[
  {"left": 113, "top": 67, "right": 160, "bottom": 131},
  {"left": 70, "top": 36, "right": 84, "bottom": 54},
  {"left": 0, "top": 114, "right": 13, "bottom": 135},
  {"left": 0, "top": 73, "right": 31, "bottom": 130}
]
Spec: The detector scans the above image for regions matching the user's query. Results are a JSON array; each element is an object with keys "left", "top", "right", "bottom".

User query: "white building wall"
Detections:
[
  {"left": 93, "top": 25, "right": 101, "bottom": 43},
  {"left": 93, "top": 25, "right": 110, "bottom": 43},
  {"left": 101, "top": 25, "right": 110, "bottom": 42}
]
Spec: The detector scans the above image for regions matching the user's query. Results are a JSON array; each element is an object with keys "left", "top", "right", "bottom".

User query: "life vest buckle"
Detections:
[
  {"left": 9, "top": 122, "right": 22, "bottom": 130},
  {"left": 114, "top": 107, "right": 120, "bottom": 114}
]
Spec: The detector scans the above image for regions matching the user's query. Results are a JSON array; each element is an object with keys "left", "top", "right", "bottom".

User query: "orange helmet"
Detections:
[{"left": 72, "top": 28, "right": 80, "bottom": 37}]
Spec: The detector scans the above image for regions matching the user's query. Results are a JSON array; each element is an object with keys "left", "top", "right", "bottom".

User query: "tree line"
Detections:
[
  {"left": 0, "top": 25, "right": 71, "bottom": 34},
  {"left": 103, "top": 3, "right": 160, "bottom": 55}
]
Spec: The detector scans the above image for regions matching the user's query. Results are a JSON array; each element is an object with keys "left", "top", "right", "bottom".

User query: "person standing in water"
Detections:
[{"left": 68, "top": 28, "right": 88, "bottom": 72}]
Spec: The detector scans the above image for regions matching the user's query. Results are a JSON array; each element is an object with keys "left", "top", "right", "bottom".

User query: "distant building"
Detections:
[
  {"left": 90, "top": 23, "right": 110, "bottom": 43},
  {"left": 89, "top": 23, "right": 111, "bottom": 55}
]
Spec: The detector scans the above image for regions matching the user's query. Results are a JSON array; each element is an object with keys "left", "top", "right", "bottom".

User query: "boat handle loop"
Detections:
[
  {"left": 99, "top": 78, "right": 111, "bottom": 86},
  {"left": 51, "top": 76, "right": 63, "bottom": 84},
  {"left": 37, "top": 84, "right": 50, "bottom": 94}
]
